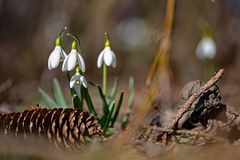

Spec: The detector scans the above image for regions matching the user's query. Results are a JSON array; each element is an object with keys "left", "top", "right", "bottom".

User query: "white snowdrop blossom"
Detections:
[
  {"left": 97, "top": 47, "right": 117, "bottom": 68},
  {"left": 69, "top": 72, "right": 88, "bottom": 89},
  {"left": 48, "top": 39, "right": 67, "bottom": 70},
  {"left": 62, "top": 49, "right": 86, "bottom": 72},
  {"left": 196, "top": 37, "right": 216, "bottom": 60}
]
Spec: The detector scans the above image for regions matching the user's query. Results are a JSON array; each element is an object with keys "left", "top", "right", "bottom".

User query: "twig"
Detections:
[{"left": 166, "top": 69, "right": 224, "bottom": 130}]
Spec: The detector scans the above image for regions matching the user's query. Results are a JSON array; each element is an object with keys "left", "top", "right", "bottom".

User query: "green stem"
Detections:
[
  {"left": 203, "top": 59, "right": 214, "bottom": 81},
  {"left": 58, "top": 27, "right": 67, "bottom": 45},
  {"left": 67, "top": 33, "right": 81, "bottom": 52},
  {"left": 66, "top": 71, "right": 80, "bottom": 108},
  {"left": 66, "top": 71, "right": 74, "bottom": 96},
  {"left": 103, "top": 63, "right": 107, "bottom": 96},
  {"left": 59, "top": 27, "right": 67, "bottom": 38}
]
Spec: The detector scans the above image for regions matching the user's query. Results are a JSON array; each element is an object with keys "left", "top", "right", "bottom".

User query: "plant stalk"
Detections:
[{"left": 103, "top": 63, "right": 107, "bottom": 96}]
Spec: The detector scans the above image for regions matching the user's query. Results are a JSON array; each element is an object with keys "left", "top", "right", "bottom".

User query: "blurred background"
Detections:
[{"left": 0, "top": 0, "right": 240, "bottom": 110}]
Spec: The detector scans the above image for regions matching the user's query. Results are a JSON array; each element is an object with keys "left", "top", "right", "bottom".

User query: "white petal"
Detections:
[
  {"left": 66, "top": 49, "right": 77, "bottom": 71},
  {"left": 111, "top": 50, "right": 117, "bottom": 68},
  {"left": 62, "top": 55, "right": 68, "bottom": 71},
  {"left": 196, "top": 37, "right": 216, "bottom": 60},
  {"left": 48, "top": 46, "right": 61, "bottom": 70},
  {"left": 77, "top": 53, "right": 86, "bottom": 72},
  {"left": 196, "top": 46, "right": 205, "bottom": 60},
  {"left": 48, "top": 51, "right": 53, "bottom": 70},
  {"left": 103, "top": 47, "right": 114, "bottom": 66},
  {"left": 69, "top": 79, "right": 76, "bottom": 88},
  {"left": 203, "top": 38, "right": 216, "bottom": 59},
  {"left": 97, "top": 49, "right": 104, "bottom": 68},
  {"left": 50, "top": 46, "right": 61, "bottom": 68},
  {"left": 61, "top": 48, "right": 67, "bottom": 59},
  {"left": 69, "top": 73, "right": 80, "bottom": 88},
  {"left": 80, "top": 76, "right": 88, "bottom": 88}
]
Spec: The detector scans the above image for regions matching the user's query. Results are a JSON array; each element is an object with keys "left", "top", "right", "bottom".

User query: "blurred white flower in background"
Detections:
[
  {"left": 116, "top": 17, "right": 149, "bottom": 50},
  {"left": 196, "top": 36, "right": 217, "bottom": 60}
]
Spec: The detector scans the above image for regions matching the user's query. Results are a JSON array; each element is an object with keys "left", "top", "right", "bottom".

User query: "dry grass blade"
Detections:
[
  {"left": 114, "top": 0, "right": 176, "bottom": 147},
  {"left": 146, "top": 0, "right": 175, "bottom": 87}
]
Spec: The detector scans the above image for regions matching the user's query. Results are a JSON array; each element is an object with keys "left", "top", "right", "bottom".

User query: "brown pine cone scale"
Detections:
[{"left": 0, "top": 107, "right": 102, "bottom": 150}]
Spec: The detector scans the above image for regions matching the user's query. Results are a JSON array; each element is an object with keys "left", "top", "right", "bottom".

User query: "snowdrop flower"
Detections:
[
  {"left": 196, "top": 36, "right": 216, "bottom": 60},
  {"left": 48, "top": 37, "right": 67, "bottom": 70},
  {"left": 97, "top": 33, "right": 117, "bottom": 68},
  {"left": 70, "top": 67, "right": 88, "bottom": 89},
  {"left": 97, "top": 32, "right": 117, "bottom": 95},
  {"left": 62, "top": 41, "right": 86, "bottom": 72}
]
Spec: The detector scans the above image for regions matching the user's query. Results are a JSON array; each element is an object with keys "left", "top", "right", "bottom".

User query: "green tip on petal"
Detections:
[
  {"left": 72, "top": 41, "right": 77, "bottom": 49},
  {"left": 55, "top": 37, "right": 61, "bottom": 46},
  {"left": 76, "top": 66, "right": 80, "bottom": 73},
  {"left": 203, "top": 29, "right": 213, "bottom": 38},
  {"left": 104, "top": 32, "right": 111, "bottom": 47}
]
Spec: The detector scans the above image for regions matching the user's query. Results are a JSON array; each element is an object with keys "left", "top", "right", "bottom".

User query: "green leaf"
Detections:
[
  {"left": 53, "top": 78, "right": 67, "bottom": 107},
  {"left": 107, "top": 127, "right": 115, "bottom": 134},
  {"left": 110, "top": 91, "right": 124, "bottom": 127},
  {"left": 80, "top": 85, "right": 84, "bottom": 107},
  {"left": 97, "top": 85, "right": 109, "bottom": 115},
  {"left": 72, "top": 94, "right": 82, "bottom": 111},
  {"left": 38, "top": 87, "right": 57, "bottom": 108},
  {"left": 81, "top": 86, "right": 97, "bottom": 117},
  {"left": 108, "top": 78, "right": 118, "bottom": 103},
  {"left": 89, "top": 82, "right": 108, "bottom": 125},
  {"left": 122, "top": 77, "right": 135, "bottom": 128},
  {"left": 174, "top": 134, "right": 190, "bottom": 144},
  {"left": 179, "top": 136, "right": 190, "bottom": 143},
  {"left": 127, "top": 77, "right": 134, "bottom": 109},
  {"left": 103, "top": 100, "right": 115, "bottom": 135}
]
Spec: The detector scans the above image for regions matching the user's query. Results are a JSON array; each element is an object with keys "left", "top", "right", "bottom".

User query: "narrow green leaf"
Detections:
[
  {"left": 110, "top": 91, "right": 124, "bottom": 127},
  {"left": 103, "top": 101, "right": 115, "bottom": 135},
  {"left": 82, "top": 86, "right": 97, "bottom": 117},
  {"left": 80, "top": 85, "right": 84, "bottom": 107},
  {"left": 100, "top": 114, "right": 108, "bottom": 127},
  {"left": 122, "top": 77, "right": 135, "bottom": 128},
  {"left": 108, "top": 78, "right": 118, "bottom": 103},
  {"left": 53, "top": 78, "right": 67, "bottom": 107},
  {"left": 127, "top": 77, "right": 135, "bottom": 109},
  {"left": 38, "top": 88, "right": 57, "bottom": 108},
  {"left": 97, "top": 85, "right": 109, "bottom": 115},
  {"left": 90, "top": 82, "right": 109, "bottom": 126}
]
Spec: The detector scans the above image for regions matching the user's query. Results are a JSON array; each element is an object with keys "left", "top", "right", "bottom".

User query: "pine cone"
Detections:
[{"left": 0, "top": 105, "right": 102, "bottom": 150}]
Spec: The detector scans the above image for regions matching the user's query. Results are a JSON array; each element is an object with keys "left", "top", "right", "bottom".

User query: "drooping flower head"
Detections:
[
  {"left": 62, "top": 40, "right": 86, "bottom": 72},
  {"left": 196, "top": 36, "right": 216, "bottom": 60},
  {"left": 48, "top": 27, "right": 67, "bottom": 70},
  {"left": 69, "top": 66, "right": 88, "bottom": 97},
  {"left": 97, "top": 32, "right": 117, "bottom": 68}
]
